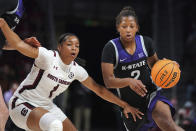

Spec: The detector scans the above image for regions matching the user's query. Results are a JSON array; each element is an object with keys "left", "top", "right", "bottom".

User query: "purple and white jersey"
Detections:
[
  {"left": 102, "top": 35, "right": 174, "bottom": 130},
  {"left": 102, "top": 35, "right": 160, "bottom": 111},
  {"left": 13, "top": 47, "right": 88, "bottom": 107},
  {"left": 111, "top": 35, "right": 148, "bottom": 68}
]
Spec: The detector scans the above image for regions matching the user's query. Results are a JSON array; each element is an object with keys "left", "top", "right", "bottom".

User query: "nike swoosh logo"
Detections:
[{"left": 120, "top": 58, "right": 127, "bottom": 62}]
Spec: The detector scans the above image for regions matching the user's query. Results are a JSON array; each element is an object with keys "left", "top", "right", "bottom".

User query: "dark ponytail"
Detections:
[{"left": 115, "top": 6, "right": 138, "bottom": 26}]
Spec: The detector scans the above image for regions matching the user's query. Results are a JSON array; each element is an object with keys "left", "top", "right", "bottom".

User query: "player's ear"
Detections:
[
  {"left": 116, "top": 25, "right": 120, "bottom": 33},
  {"left": 57, "top": 44, "right": 61, "bottom": 51}
]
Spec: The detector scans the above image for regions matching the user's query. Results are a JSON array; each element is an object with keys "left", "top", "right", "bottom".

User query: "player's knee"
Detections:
[
  {"left": 39, "top": 112, "right": 63, "bottom": 131},
  {"left": 159, "top": 119, "right": 179, "bottom": 131},
  {"left": 49, "top": 120, "right": 63, "bottom": 131}
]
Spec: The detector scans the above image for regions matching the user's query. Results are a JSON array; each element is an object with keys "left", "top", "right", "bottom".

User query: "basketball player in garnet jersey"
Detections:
[
  {"left": 0, "top": 18, "right": 144, "bottom": 131},
  {"left": 101, "top": 6, "right": 184, "bottom": 131}
]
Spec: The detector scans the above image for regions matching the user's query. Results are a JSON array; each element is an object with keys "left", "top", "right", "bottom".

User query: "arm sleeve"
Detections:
[
  {"left": 75, "top": 65, "right": 89, "bottom": 82},
  {"left": 143, "top": 36, "right": 156, "bottom": 57},
  {"left": 101, "top": 41, "right": 116, "bottom": 64},
  {"left": 34, "top": 47, "right": 53, "bottom": 70}
]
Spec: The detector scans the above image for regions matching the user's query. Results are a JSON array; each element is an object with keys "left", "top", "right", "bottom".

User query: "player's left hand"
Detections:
[
  {"left": 123, "top": 103, "right": 144, "bottom": 122},
  {"left": 163, "top": 58, "right": 180, "bottom": 67},
  {"left": 24, "top": 37, "right": 41, "bottom": 48},
  {"left": 173, "top": 60, "right": 180, "bottom": 68}
]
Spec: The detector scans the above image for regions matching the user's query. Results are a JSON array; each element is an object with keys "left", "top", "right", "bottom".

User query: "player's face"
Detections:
[
  {"left": 58, "top": 36, "right": 80, "bottom": 63},
  {"left": 117, "top": 16, "right": 138, "bottom": 42}
]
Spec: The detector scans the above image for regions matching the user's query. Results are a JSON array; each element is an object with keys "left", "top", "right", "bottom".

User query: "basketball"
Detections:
[{"left": 151, "top": 59, "right": 181, "bottom": 88}]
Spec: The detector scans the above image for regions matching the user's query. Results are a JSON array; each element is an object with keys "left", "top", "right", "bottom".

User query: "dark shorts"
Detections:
[{"left": 122, "top": 90, "right": 175, "bottom": 131}]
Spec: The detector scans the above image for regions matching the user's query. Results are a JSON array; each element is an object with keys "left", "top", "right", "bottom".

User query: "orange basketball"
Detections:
[{"left": 151, "top": 59, "right": 181, "bottom": 88}]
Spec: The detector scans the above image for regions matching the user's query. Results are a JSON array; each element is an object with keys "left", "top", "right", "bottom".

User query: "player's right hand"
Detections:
[
  {"left": 129, "top": 78, "right": 147, "bottom": 97},
  {"left": 163, "top": 58, "right": 180, "bottom": 68},
  {"left": 24, "top": 37, "right": 41, "bottom": 48}
]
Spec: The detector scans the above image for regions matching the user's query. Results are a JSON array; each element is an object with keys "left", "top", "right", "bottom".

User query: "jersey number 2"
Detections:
[{"left": 131, "top": 70, "right": 140, "bottom": 79}]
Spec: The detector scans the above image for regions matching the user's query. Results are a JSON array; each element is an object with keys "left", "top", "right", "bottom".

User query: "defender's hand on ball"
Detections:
[{"left": 123, "top": 103, "right": 144, "bottom": 122}]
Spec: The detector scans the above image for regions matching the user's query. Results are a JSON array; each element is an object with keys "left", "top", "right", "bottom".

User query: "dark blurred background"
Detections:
[{"left": 1, "top": 0, "right": 196, "bottom": 131}]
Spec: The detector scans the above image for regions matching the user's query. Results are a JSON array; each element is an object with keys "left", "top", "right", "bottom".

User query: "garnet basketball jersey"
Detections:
[{"left": 13, "top": 47, "right": 88, "bottom": 106}]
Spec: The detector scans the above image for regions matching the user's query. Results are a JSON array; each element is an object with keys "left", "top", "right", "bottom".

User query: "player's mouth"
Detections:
[
  {"left": 71, "top": 53, "right": 76, "bottom": 58},
  {"left": 126, "top": 34, "right": 132, "bottom": 38}
]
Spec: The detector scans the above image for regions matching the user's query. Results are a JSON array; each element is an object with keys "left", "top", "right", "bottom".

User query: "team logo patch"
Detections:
[
  {"left": 21, "top": 108, "right": 28, "bottom": 116},
  {"left": 138, "top": 52, "right": 144, "bottom": 58},
  {"left": 68, "top": 72, "right": 74, "bottom": 79}
]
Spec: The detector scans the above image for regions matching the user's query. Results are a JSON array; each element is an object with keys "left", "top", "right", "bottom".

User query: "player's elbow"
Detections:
[
  {"left": 105, "top": 83, "right": 113, "bottom": 89},
  {"left": 103, "top": 75, "right": 117, "bottom": 88},
  {"left": 103, "top": 79, "right": 114, "bottom": 89}
]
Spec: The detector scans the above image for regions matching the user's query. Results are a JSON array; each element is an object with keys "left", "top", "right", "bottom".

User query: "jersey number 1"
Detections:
[{"left": 49, "top": 84, "right": 59, "bottom": 98}]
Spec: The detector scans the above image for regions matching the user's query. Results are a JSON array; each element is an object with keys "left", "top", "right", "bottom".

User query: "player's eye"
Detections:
[
  {"left": 122, "top": 26, "right": 127, "bottom": 28},
  {"left": 130, "top": 25, "right": 134, "bottom": 28},
  {"left": 67, "top": 43, "right": 72, "bottom": 46}
]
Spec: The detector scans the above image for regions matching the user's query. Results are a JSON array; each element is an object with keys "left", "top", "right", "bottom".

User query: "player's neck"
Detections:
[
  {"left": 120, "top": 37, "right": 135, "bottom": 47},
  {"left": 59, "top": 54, "right": 72, "bottom": 65}
]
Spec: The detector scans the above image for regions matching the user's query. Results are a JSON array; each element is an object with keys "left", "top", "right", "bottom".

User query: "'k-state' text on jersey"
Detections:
[
  {"left": 101, "top": 35, "right": 160, "bottom": 112},
  {"left": 13, "top": 47, "right": 88, "bottom": 107}
]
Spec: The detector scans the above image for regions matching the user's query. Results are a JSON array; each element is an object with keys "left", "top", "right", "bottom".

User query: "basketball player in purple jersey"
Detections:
[{"left": 101, "top": 6, "right": 184, "bottom": 131}]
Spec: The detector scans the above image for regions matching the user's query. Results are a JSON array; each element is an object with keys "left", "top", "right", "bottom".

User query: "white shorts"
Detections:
[{"left": 9, "top": 96, "right": 67, "bottom": 130}]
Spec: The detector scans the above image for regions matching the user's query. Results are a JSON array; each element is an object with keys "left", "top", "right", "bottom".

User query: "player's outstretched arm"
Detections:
[
  {"left": 0, "top": 18, "right": 38, "bottom": 58},
  {"left": 81, "top": 76, "right": 144, "bottom": 121},
  {"left": 3, "top": 37, "right": 41, "bottom": 50}
]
